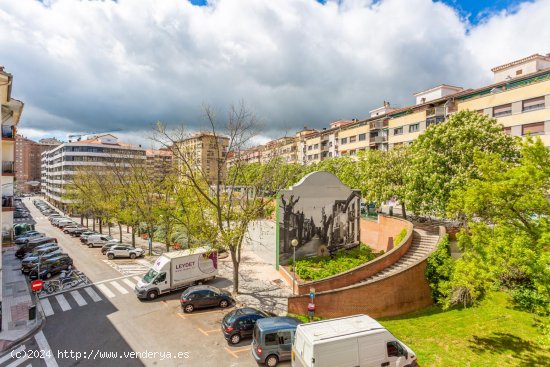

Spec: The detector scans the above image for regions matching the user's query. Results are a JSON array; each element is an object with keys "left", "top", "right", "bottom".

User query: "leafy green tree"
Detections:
[{"left": 407, "top": 110, "right": 518, "bottom": 217}]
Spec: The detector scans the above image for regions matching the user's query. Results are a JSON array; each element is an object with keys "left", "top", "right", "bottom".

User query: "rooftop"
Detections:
[{"left": 491, "top": 53, "right": 550, "bottom": 72}]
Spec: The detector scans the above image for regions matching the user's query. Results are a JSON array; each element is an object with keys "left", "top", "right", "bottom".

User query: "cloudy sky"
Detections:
[{"left": 1, "top": 0, "right": 548, "bottom": 147}]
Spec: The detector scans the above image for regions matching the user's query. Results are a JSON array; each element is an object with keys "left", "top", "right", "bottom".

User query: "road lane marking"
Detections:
[
  {"left": 198, "top": 328, "right": 219, "bottom": 336},
  {"left": 133, "top": 276, "right": 142, "bottom": 282},
  {"left": 55, "top": 294, "right": 71, "bottom": 312},
  {"left": 40, "top": 298, "right": 54, "bottom": 317},
  {"left": 70, "top": 290, "right": 87, "bottom": 306},
  {"left": 6, "top": 354, "right": 28, "bottom": 367},
  {"left": 84, "top": 287, "right": 102, "bottom": 302},
  {"left": 35, "top": 330, "right": 59, "bottom": 367},
  {"left": 122, "top": 278, "right": 135, "bottom": 289},
  {"left": 97, "top": 284, "right": 115, "bottom": 298},
  {"left": 110, "top": 281, "right": 129, "bottom": 295},
  {"left": 0, "top": 346, "right": 24, "bottom": 364},
  {"left": 232, "top": 347, "right": 250, "bottom": 354},
  {"left": 224, "top": 347, "right": 239, "bottom": 359}
]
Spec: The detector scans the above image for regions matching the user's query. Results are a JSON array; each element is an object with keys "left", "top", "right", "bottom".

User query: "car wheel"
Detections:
[
  {"left": 265, "top": 355, "right": 279, "bottom": 367},
  {"left": 101, "top": 251, "right": 105, "bottom": 255},
  {"left": 130, "top": 253, "right": 136, "bottom": 259},
  {"left": 230, "top": 333, "right": 241, "bottom": 345},
  {"left": 46, "top": 272, "right": 52, "bottom": 279},
  {"left": 219, "top": 299, "right": 229, "bottom": 308},
  {"left": 107, "top": 254, "right": 114, "bottom": 260},
  {"left": 184, "top": 304, "right": 194, "bottom": 313},
  {"left": 88, "top": 244, "right": 93, "bottom": 248},
  {"left": 147, "top": 290, "right": 158, "bottom": 300}
]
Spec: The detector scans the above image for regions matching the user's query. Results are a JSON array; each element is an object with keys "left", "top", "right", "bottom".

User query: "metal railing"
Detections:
[
  {"left": 1, "top": 125, "right": 15, "bottom": 139},
  {"left": 2, "top": 161, "right": 15, "bottom": 174}
]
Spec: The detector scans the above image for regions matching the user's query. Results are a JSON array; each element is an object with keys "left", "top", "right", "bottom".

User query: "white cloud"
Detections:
[{"left": 1, "top": 0, "right": 548, "bottom": 145}]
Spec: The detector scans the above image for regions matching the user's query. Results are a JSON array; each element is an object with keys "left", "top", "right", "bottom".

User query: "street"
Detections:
[{"left": 0, "top": 198, "right": 289, "bottom": 367}]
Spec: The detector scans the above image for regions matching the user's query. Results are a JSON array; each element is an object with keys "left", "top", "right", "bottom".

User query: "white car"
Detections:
[{"left": 106, "top": 245, "right": 144, "bottom": 260}]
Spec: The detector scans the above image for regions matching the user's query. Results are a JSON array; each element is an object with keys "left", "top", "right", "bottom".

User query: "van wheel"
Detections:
[
  {"left": 184, "top": 304, "right": 194, "bottom": 313},
  {"left": 107, "top": 254, "right": 114, "bottom": 260},
  {"left": 130, "top": 253, "right": 136, "bottom": 259},
  {"left": 88, "top": 244, "right": 93, "bottom": 248},
  {"left": 147, "top": 290, "right": 158, "bottom": 300},
  {"left": 265, "top": 355, "right": 278, "bottom": 367},
  {"left": 219, "top": 300, "right": 229, "bottom": 308},
  {"left": 230, "top": 333, "right": 241, "bottom": 345}
]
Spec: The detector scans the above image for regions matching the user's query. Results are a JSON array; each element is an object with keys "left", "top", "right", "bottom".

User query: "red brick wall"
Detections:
[
  {"left": 291, "top": 216, "right": 414, "bottom": 295},
  {"left": 288, "top": 260, "right": 434, "bottom": 318},
  {"left": 361, "top": 215, "right": 408, "bottom": 252}
]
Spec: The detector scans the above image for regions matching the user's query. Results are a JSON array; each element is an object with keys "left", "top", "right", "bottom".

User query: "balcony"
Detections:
[
  {"left": 1, "top": 125, "right": 15, "bottom": 140},
  {"left": 426, "top": 116, "right": 445, "bottom": 128},
  {"left": 369, "top": 120, "right": 388, "bottom": 130},
  {"left": 2, "top": 161, "right": 15, "bottom": 175},
  {"left": 426, "top": 106, "right": 445, "bottom": 117}
]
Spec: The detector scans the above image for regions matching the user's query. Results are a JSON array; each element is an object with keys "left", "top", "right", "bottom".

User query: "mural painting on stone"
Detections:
[{"left": 277, "top": 171, "right": 361, "bottom": 266}]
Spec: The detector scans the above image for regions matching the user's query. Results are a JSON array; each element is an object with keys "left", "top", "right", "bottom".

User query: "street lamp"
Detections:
[{"left": 291, "top": 238, "right": 298, "bottom": 294}]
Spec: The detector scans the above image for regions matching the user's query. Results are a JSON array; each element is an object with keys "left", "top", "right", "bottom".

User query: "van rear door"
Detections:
[{"left": 316, "top": 338, "right": 359, "bottom": 367}]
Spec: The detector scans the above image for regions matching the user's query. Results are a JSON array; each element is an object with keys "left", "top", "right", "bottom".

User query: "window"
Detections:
[
  {"left": 358, "top": 133, "right": 366, "bottom": 141},
  {"left": 387, "top": 341, "right": 405, "bottom": 357},
  {"left": 394, "top": 127, "right": 403, "bottom": 135},
  {"left": 503, "top": 127, "right": 512, "bottom": 135},
  {"left": 493, "top": 103, "right": 512, "bottom": 117},
  {"left": 349, "top": 136, "right": 357, "bottom": 143},
  {"left": 349, "top": 150, "right": 356, "bottom": 156},
  {"left": 278, "top": 331, "right": 291, "bottom": 345},
  {"left": 265, "top": 333, "right": 278, "bottom": 346},
  {"left": 409, "top": 124, "right": 419, "bottom": 133},
  {"left": 314, "top": 144, "right": 319, "bottom": 149},
  {"left": 314, "top": 154, "right": 319, "bottom": 159},
  {"left": 522, "top": 96, "right": 545, "bottom": 112},
  {"left": 340, "top": 137, "right": 348, "bottom": 144},
  {"left": 516, "top": 69, "right": 523, "bottom": 75},
  {"left": 522, "top": 122, "right": 544, "bottom": 136},
  {"left": 308, "top": 145, "right": 313, "bottom": 151}
]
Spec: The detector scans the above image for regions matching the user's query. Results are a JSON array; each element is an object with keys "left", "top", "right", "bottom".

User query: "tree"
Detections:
[
  {"left": 153, "top": 102, "right": 305, "bottom": 295},
  {"left": 406, "top": 110, "right": 518, "bottom": 217},
  {"left": 443, "top": 138, "right": 550, "bottom": 311},
  {"left": 356, "top": 146, "right": 411, "bottom": 218}
]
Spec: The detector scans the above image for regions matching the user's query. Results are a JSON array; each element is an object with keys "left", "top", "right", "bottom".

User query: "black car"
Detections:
[
  {"left": 222, "top": 308, "right": 274, "bottom": 345},
  {"left": 180, "top": 285, "right": 234, "bottom": 313},
  {"left": 28, "top": 256, "right": 73, "bottom": 280},
  {"left": 21, "top": 251, "right": 64, "bottom": 274}
]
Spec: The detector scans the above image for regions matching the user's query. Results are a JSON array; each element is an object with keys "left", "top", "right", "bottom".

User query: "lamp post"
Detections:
[{"left": 291, "top": 238, "right": 298, "bottom": 294}]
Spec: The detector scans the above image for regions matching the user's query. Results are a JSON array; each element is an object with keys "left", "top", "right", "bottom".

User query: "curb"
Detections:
[{"left": 0, "top": 301, "right": 45, "bottom": 357}]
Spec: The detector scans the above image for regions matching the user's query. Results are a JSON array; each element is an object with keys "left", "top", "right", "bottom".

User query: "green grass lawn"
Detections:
[{"left": 380, "top": 292, "right": 550, "bottom": 367}]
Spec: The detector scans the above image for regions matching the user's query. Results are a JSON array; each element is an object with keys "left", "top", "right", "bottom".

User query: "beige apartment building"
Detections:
[
  {"left": 174, "top": 132, "right": 229, "bottom": 184},
  {"left": 145, "top": 148, "right": 173, "bottom": 178}
]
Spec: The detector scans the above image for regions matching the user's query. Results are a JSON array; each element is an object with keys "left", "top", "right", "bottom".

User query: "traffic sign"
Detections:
[
  {"left": 309, "top": 292, "right": 315, "bottom": 299},
  {"left": 31, "top": 280, "right": 43, "bottom": 292},
  {"left": 307, "top": 302, "right": 316, "bottom": 311}
]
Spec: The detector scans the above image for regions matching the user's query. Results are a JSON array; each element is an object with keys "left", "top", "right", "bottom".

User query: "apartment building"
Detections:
[
  {"left": 173, "top": 132, "right": 229, "bottom": 184},
  {"left": 15, "top": 135, "right": 62, "bottom": 193},
  {"left": 41, "top": 134, "right": 146, "bottom": 210},
  {"left": 145, "top": 148, "right": 173, "bottom": 178},
  {"left": 1, "top": 67, "right": 23, "bottom": 247}
]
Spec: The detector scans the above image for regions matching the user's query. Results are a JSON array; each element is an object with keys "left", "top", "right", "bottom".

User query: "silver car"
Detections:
[{"left": 106, "top": 245, "right": 144, "bottom": 260}]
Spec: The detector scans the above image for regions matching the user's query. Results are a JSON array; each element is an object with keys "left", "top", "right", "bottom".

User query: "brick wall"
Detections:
[
  {"left": 291, "top": 216, "right": 413, "bottom": 295},
  {"left": 288, "top": 260, "right": 434, "bottom": 318},
  {"left": 361, "top": 215, "right": 408, "bottom": 252}
]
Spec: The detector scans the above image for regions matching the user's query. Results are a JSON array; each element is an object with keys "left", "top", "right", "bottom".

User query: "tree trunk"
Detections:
[
  {"left": 131, "top": 226, "right": 136, "bottom": 247},
  {"left": 108, "top": 221, "right": 112, "bottom": 236},
  {"left": 230, "top": 247, "right": 239, "bottom": 295},
  {"left": 118, "top": 222, "right": 123, "bottom": 243},
  {"left": 92, "top": 216, "right": 96, "bottom": 231},
  {"left": 126, "top": 225, "right": 130, "bottom": 234},
  {"left": 402, "top": 202, "right": 408, "bottom": 220},
  {"left": 86, "top": 216, "right": 89, "bottom": 227},
  {"left": 99, "top": 219, "right": 103, "bottom": 234},
  {"left": 80, "top": 214, "right": 84, "bottom": 226}
]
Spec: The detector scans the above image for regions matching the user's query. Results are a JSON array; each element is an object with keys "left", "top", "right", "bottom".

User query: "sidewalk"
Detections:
[{"left": 0, "top": 248, "right": 43, "bottom": 351}]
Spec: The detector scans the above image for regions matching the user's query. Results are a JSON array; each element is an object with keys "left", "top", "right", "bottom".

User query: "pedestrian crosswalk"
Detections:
[
  {"left": 38, "top": 276, "right": 142, "bottom": 317},
  {"left": 0, "top": 335, "right": 51, "bottom": 367},
  {"left": 102, "top": 259, "right": 150, "bottom": 276}
]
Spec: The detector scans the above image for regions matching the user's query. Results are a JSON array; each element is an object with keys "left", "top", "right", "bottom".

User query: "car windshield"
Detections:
[{"left": 142, "top": 269, "right": 158, "bottom": 283}]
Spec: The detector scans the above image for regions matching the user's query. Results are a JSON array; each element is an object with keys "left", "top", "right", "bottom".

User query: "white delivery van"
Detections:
[
  {"left": 134, "top": 246, "right": 218, "bottom": 300},
  {"left": 292, "top": 314, "right": 417, "bottom": 367}
]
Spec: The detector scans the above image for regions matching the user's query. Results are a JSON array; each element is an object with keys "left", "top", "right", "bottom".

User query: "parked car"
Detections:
[
  {"left": 15, "top": 237, "right": 58, "bottom": 259},
  {"left": 23, "top": 244, "right": 60, "bottom": 259},
  {"left": 101, "top": 242, "right": 120, "bottom": 255},
  {"left": 64, "top": 226, "right": 86, "bottom": 234},
  {"left": 28, "top": 255, "right": 73, "bottom": 280},
  {"left": 58, "top": 222, "right": 78, "bottom": 229},
  {"left": 106, "top": 245, "right": 144, "bottom": 259},
  {"left": 15, "top": 231, "right": 40, "bottom": 240},
  {"left": 80, "top": 231, "right": 98, "bottom": 243},
  {"left": 251, "top": 317, "right": 302, "bottom": 367},
  {"left": 222, "top": 308, "right": 274, "bottom": 345},
  {"left": 21, "top": 250, "right": 64, "bottom": 274},
  {"left": 180, "top": 285, "right": 234, "bottom": 313},
  {"left": 14, "top": 232, "right": 44, "bottom": 245},
  {"left": 86, "top": 235, "right": 115, "bottom": 248}
]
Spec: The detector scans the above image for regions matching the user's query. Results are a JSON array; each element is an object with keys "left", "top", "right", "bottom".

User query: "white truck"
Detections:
[
  {"left": 134, "top": 247, "right": 218, "bottom": 300},
  {"left": 291, "top": 314, "right": 418, "bottom": 367}
]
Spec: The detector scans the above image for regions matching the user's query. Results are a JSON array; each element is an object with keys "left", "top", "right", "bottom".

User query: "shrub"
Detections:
[
  {"left": 394, "top": 228, "right": 408, "bottom": 246},
  {"left": 511, "top": 286, "right": 550, "bottom": 315},
  {"left": 426, "top": 235, "right": 454, "bottom": 304},
  {"left": 294, "top": 244, "right": 376, "bottom": 281}
]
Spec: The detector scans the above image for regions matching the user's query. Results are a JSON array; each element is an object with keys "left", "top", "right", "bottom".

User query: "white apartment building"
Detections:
[{"left": 41, "top": 134, "right": 146, "bottom": 211}]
